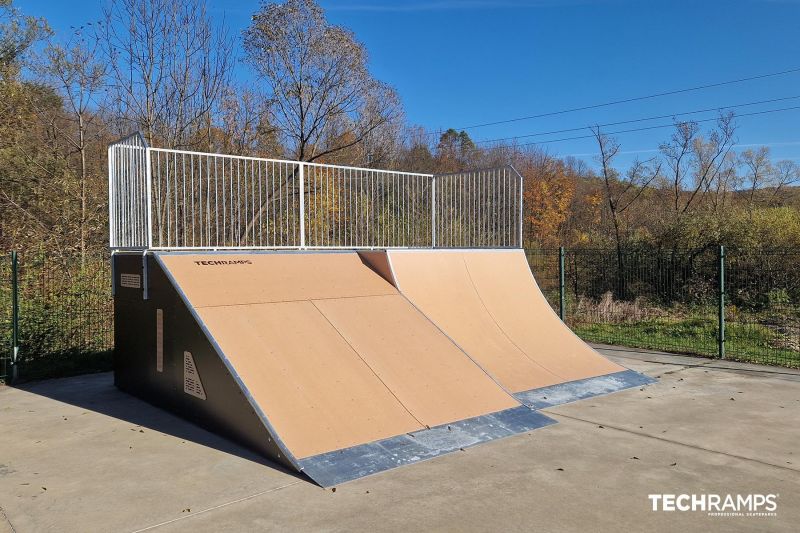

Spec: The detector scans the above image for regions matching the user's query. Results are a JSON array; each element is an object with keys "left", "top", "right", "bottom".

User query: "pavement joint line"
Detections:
[
  {"left": 127, "top": 480, "right": 304, "bottom": 533},
  {"left": 545, "top": 411, "right": 800, "bottom": 474},
  {"left": 603, "top": 351, "right": 800, "bottom": 378},
  {"left": 0, "top": 506, "right": 16, "bottom": 533}
]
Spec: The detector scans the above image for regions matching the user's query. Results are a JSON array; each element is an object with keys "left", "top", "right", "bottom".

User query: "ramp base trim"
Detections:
[
  {"left": 514, "top": 370, "right": 655, "bottom": 409},
  {"left": 298, "top": 406, "right": 556, "bottom": 487}
]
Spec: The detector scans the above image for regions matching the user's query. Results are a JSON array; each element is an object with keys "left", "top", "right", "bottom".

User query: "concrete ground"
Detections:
[{"left": 0, "top": 346, "right": 798, "bottom": 533}]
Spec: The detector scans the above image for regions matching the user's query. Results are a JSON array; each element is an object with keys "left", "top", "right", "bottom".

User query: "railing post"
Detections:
[
  {"left": 10, "top": 251, "right": 19, "bottom": 383},
  {"left": 299, "top": 163, "right": 306, "bottom": 249},
  {"left": 718, "top": 245, "right": 726, "bottom": 360},
  {"left": 431, "top": 175, "right": 437, "bottom": 247},
  {"left": 145, "top": 146, "right": 153, "bottom": 249},
  {"left": 108, "top": 145, "right": 115, "bottom": 249},
  {"left": 559, "top": 246, "right": 566, "bottom": 321},
  {"left": 517, "top": 172, "right": 523, "bottom": 248}
]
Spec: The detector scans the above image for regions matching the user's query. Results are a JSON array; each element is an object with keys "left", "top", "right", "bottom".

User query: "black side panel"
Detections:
[{"left": 113, "top": 254, "right": 294, "bottom": 471}]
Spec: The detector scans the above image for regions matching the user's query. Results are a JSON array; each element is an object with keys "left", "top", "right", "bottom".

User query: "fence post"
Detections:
[
  {"left": 10, "top": 251, "right": 19, "bottom": 383},
  {"left": 145, "top": 146, "right": 153, "bottom": 249},
  {"left": 559, "top": 246, "right": 566, "bottom": 321},
  {"left": 431, "top": 175, "right": 437, "bottom": 247},
  {"left": 718, "top": 245, "right": 726, "bottom": 360},
  {"left": 299, "top": 163, "right": 306, "bottom": 249}
]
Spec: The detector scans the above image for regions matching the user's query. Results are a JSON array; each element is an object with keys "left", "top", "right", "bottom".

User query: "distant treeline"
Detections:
[{"left": 1, "top": 0, "right": 798, "bottom": 269}]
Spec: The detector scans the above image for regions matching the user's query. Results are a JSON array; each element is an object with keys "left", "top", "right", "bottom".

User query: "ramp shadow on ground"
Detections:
[{"left": 13, "top": 371, "right": 303, "bottom": 481}]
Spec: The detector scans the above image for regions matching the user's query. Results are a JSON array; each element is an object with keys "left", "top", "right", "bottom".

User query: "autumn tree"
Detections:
[
  {"left": 516, "top": 149, "right": 576, "bottom": 247},
  {"left": 243, "top": 0, "right": 401, "bottom": 163},
  {"left": 435, "top": 128, "right": 476, "bottom": 172}
]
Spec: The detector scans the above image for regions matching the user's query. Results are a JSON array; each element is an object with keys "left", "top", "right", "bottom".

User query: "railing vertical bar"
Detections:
[
  {"left": 299, "top": 163, "right": 306, "bottom": 249},
  {"left": 145, "top": 148, "right": 153, "bottom": 249}
]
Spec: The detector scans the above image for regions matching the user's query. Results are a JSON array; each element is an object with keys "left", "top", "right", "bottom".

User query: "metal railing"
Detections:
[{"left": 108, "top": 133, "right": 524, "bottom": 250}]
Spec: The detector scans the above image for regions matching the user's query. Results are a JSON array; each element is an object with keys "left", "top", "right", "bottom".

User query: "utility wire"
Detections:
[
  {"left": 473, "top": 94, "right": 800, "bottom": 145},
  {"left": 427, "top": 66, "right": 800, "bottom": 135},
  {"left": 505, "top": 104, "right": 800, "bottom": 149}
]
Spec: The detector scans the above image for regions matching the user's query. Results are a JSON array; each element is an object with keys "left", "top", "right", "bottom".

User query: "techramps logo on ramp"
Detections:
[{"left": 648, "top": 493, "right": 779, "bottom": 518}]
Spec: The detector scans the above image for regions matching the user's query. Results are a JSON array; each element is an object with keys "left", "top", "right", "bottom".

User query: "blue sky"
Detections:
[{"left": 19, "top": 0, "right": 800, "bottom": 169}]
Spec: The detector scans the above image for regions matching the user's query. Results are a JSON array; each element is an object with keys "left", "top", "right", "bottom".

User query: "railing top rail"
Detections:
[
  {"left": 127, "top": 144, "right": 435, "bottom": 178},
  {"left": 109, "top": 132, "right": 524, "bottom": 179},
  {"left": 434, "top": 164, "right": 523, "bottom": 179}
]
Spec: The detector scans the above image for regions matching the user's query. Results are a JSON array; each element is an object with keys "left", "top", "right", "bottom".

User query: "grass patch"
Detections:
[{"left": 574, "top": 315, "right": 800, "bottom": 368}]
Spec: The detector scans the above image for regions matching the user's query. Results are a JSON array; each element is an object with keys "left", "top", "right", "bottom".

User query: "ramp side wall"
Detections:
[{"left": 113, "top": 254, "right": 296, "bottom": 471}]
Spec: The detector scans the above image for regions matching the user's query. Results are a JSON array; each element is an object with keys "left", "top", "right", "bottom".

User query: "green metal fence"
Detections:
[
  {"left": 2, "top": 246, "right": 798, "bottom": 383},
  {"left": 527, "top": 247, "right": 800, "bottom": 368},
  {"left": 0, "top": 255, "right": 11, "bottom": 382},
  {"left": 1, "top": 252, "right": 113, "bottom": 383}
]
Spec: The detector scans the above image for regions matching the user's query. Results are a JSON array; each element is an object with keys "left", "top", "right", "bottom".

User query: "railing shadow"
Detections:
[{"left": 14, "top": 371, "right": 304, "bottom": 482}]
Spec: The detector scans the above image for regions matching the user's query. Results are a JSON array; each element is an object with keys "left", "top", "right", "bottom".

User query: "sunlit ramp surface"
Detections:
[
  {"left": 112, "top": 251, "right": 554, "bottom": 486},
  {"left": 385, "top": 249, "right": 654, "bottom": 407}
]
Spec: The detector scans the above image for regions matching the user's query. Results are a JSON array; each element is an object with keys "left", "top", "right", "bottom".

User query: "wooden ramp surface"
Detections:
[
  {"left": 158, "top": 252, "right": 517, "bottom": 460},
  {"left": 387, "top": 250, "right": 625, "bottom": 393}
]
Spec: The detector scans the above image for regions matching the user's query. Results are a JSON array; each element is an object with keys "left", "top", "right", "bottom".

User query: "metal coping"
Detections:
[
  {"left": 298, "top": 405, "right": 556, "bottom": 487},
  {"left": 514, "top": 369, "right": 656, "bottom": 409}
]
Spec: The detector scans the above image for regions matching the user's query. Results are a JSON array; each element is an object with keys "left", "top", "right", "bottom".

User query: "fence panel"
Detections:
[
  {"left": 726, "top": 251, "right": 800, "bottom": 366},
  {"left": 3, "top": 253, "right": 113, "bottom": 382},
  {"left": 109, "top": 133, "right": 150, "bottom": 249},
  {"left": 149, "top": 149, "right": 303, "bottom": 249},
  {"left": 526, "top": 247, "right": 799, "bottom": 368},
  {"left": 562, "top": 248, "right": 719, "bottom": 358},
  {"left": 0, "top": 256, "right": 10, "bottom": 382},
  {"left": 304, "top": 165, "right": 433, "bottom": 248},
  {"left": 435, "top": 167, "right": 522, "bottom": 248}
]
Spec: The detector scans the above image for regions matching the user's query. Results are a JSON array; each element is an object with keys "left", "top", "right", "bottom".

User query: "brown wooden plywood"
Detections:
[
  {"left": 196, "top": 301, "right": 424, "bottom": 459},
  {"left": 464, "top": 250, "right": 626, "bottom": 381},
  {"left": 313, "top": 295, "right": 518, "bottom": 428},
  {"left": 160, "top": 253, "right": 396, "bottom": 308},
  {"left": 388, "top": 252, "right": 563, "bottom": 392}
]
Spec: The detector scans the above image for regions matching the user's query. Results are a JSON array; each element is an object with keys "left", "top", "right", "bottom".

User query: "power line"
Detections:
[
  {"left": 427, "top": 66, "right": 800, "bottom": 136},
  {"left": 502, "top": 104, "right": 800, "bottom": 149},
  {"left": 473, "top": 94, "right": 800, "bottom": 145}
]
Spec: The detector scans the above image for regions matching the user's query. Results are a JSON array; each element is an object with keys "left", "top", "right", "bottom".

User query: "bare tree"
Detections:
[
  {"left": 771, "top": 159, "right": 800, "bottom": 205},
  {"left": 39, "top": 28, "right": 107, "bottom": 263},
  {"left": 660, "top": 113, "right": 737, "bottom": 217},
  {"left": 592, "top": 126, "right": 660, "bottom": 297},
  {"left": 243, "top": 0, "right": 401, "bottom": 163},
  {"left": 98, "top": 0, "right": 232, "bottom": 148},
  {"left": 739, "top": 146, "right": 772, "bottom": 214}
]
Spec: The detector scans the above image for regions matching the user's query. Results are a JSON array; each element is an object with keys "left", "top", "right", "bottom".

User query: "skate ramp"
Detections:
[
  {"left": 116, "top": 251, "right": 553, "bottom": 486},
  {"left": 386, "top": 249, "right": 653, "bottom": 406}
]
